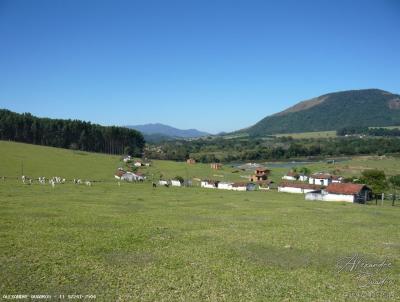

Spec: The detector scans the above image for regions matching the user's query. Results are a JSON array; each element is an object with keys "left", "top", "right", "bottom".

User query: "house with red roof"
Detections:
[
  {"left": 308, "top": 172, "right": 343, "bottom": 186},
  {"left": 305, "top": 183, "right": 372, "bottom": 203}
]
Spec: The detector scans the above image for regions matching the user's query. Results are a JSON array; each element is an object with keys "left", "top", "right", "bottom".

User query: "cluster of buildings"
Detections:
[
  {"left": 279, "top": 171, "right": 371, "bottom": 203},
  {"left": 200, "top": 167, "right": 273, "bottom": 192},
  {"left": 118, "top": 155, "right": 373, "bottom": 204},
  {"left": 123, "top": 156, "right": 151, "bottom": 167}
]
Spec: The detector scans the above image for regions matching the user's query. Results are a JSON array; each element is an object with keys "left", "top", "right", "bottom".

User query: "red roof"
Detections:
[
  {"left": 286, "top": 171, "right": 299, "bottom": 177},
  {"left": 326, "top": 183, "right": 369, "bottom": 195},
  {"left": 279, "top": 181, "right": 322, "bottom": 190}
]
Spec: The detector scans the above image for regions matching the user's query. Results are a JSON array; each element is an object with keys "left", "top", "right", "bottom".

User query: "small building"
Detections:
[
  {"left": 187, "top": 158, "right": 196, "bottom": 164},
  {"left": 217, "top": 182, "right": 234, "bottom": 190},
  {"left": 282, "top": 171, "right": 299, "bottom": 181},
  {"left": 210, "top": 163, "right": 223, "bottom": 170},
  {"left": 201, "top": 180, "right": 219, "bottom": 189},
  {"left": 309, "top": 173, "right": 333, "bottom": 186},
  {"left": 305, "top": 183, "right": 372, "bottom": 203},
  {"left": 278, "top": 182, "right": 322, "bottom": 194},
  {"left": 250, "top": 167, "right": 270, "bottom": 182}
]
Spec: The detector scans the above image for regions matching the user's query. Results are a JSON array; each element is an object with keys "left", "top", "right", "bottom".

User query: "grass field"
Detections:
[
  {"left": 275, "top": 131, "right": 337, "bottom": 139},
  {"left": 0, "top": 141, "right": 399, "bottom": 301}
]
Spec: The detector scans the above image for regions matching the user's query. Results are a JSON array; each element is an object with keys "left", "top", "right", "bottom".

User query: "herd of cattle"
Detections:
[{"left": 20, "top": 175, "right": 92, "bottom": 187}]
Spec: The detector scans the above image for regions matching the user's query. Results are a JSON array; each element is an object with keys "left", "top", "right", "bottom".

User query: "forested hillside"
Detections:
[
  {"left": 0, "top": 109, "right": 145, "bottom": 155},
  {"left": 238, "top": 89, "right": 400, "bottom": 136}
]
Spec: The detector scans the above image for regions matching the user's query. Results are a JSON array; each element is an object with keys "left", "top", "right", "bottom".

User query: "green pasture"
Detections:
[{"left": 0, "top": 141, "right": 399, "bottom": 301}]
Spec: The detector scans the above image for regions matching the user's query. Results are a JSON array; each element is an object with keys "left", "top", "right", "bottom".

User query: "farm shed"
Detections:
[{"left": 305, "top": 183, "right": 372, "bottom": 203}]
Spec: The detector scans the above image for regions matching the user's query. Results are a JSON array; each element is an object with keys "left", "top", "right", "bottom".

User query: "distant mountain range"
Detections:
[
  {"left": 235, "top": 89, "right": 400, "bottom": 136},
  {"left": 126, "top": 123, "right": 210, "bottom": 140}
]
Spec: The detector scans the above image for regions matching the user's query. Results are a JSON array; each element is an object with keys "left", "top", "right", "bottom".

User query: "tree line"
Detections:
[
  {"left": 145, "top": 136, "right": 400, "bottom": 163},
  {"left": 337, "top": 126, "right": 400, "bottom": 137},
  {"left": 0, "top": 109, "right": 145, "bottom": 155}
]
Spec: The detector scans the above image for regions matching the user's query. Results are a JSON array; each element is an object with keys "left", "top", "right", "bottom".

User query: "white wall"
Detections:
[
  {"left": 282, "top": 176, "right": 297, "bottom": 181},
  {"left": 309, "top": 177, "right": 330, "bottom": 186},
  {"left": 278, "top": 186, "right": 317, "bottom": 194},
  {"left": 305, "top": 192, "right": 354, "bottom": 202},
  {"left": 218, "top": 182, "right": 233, "bottom": 190}
]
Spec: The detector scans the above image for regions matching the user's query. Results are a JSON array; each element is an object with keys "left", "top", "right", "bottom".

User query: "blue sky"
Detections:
[{"left": 0, "top": 0, "right": 399, "bottom": 133}]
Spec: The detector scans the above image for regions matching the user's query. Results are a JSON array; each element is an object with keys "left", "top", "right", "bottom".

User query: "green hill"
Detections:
[
  {"left": 0, "top": 141, "right": 121, "bottom": 180},
  {"left": 238, "top": 89, "right": 400, "bottom": 136}
]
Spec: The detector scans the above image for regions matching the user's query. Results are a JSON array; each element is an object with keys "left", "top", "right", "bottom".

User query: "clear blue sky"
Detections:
[{"left": 0, "top": 0, "right": 399, "bottom": 133}]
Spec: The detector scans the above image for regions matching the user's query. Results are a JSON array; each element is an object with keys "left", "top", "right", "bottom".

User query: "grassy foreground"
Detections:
[{"left": 0, "top": 142, "right": 399, "bottom": 301}]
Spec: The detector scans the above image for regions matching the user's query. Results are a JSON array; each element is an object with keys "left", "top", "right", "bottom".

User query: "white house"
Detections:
[
  {"left": 309, "top": 173, "right": 333, "bottom": 186},
  {"left": 305, "top": 183, "right": 371, "bottom": 203},
  {"left": 170, "top": 180, "right": 182, "bottom": 187},
  {"left": 278, "top": 182, "right": 322, "bottom": 194},
  {"left": 217, "top": 182, "right": 234, "bottom": 190},
  {"left": 282, "top": 171, "right": 299, "bottom": 181}
]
